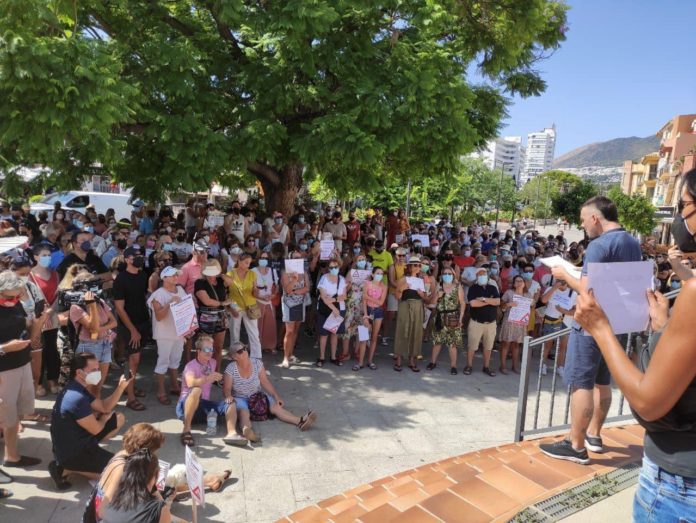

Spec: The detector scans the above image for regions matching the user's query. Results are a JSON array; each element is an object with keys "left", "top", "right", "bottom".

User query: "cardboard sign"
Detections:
[{"left": 170, "top": 295, "right": 199, "bottom": 337}]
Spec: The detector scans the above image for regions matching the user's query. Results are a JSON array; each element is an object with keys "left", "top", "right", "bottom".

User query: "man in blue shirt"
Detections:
[
  {"left": 48, "top": 353, "right": 129, "bottom": 490},
  {"left": 540, "top": 196, "right": 641, "bottom": 465}
]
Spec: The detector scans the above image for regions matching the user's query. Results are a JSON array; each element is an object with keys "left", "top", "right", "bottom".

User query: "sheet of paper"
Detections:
[
  {"left": 320, "top": 240, "right": 335, "bottom": 260},
  {"left": 395, "top": 234, "right": 404, "bottom": 244},
  {"left": 207, "top": 214, "right": 225, "bottom": 228},
  {"left": 357, "top": 325, "right": 370, "bottom": 342},
  {"left": 423, "top": 308, "right": 432, "bottom": 329},
  {"left": 550, "top": 291, "right": 573, "bottom": 310},
  {"left": 586, "top": 261, "right": 654, "bottom": 335},
  {"left": 540, "top": 255, "right": 582, "bottom": 280},
  {"left": 406, "top": 277, "right": 425, "bottom": 292},
  {"left": 185, "top": 446, "right": 205, "bottom": 507},
  {"left": 321, "top": 232, "right": 333, "bottom": 241},
  {"left": 508, "top": 296, "right": 533, "bottom": 325},
  {"left": 350, "top": 269, "right": 372, "bottom": 285},
  {"left": 170, "top": 295, "right": 199, "bottom": 337},
  {"left": 412, "top": 234, "right": 430, "bottom": 246},
  {"left": 284, "top": 259, "right": 304, "bottom": 274},
  {"left": 156, "top": 459, "right": 170, "bottom": 491},
  {"left": 322, "top": 313, "right": 344, "bottom": 333}
]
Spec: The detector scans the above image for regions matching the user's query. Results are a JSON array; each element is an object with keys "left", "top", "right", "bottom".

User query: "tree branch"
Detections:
[
  {"left": 201, "top": 3, "right": 249, "bottom": 64},
  {"left": 247, "top": 162, "right": 280, "bottom": 186}
]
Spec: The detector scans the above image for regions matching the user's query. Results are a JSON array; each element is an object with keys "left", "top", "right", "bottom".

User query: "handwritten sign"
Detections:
[
  {"left": 185, "top": 445, "right": 205, "bottom": 508},
  {"left": 406, "top": 277, "right": 425, "bottom": 292},
  {"left": 350, "top": 269, "right": 372, "bottom": 285},
  {"left": 320, "top": 240, "right": 335, "bottom": 260},
  {"left": 508, "top": 296, "right": 533, "bottom": 325},
  {"left": 156, "top": 459, "right": 170, "bottom": 491},
  {"left": 412, "top": 234, "right": 430, "bottom": 246},
  {"left": 550, "top": 291, "right": 574, "bottom": 311},
  {"left": 284, "top": 259, "right": 304, "bottom": 274},
  {"left": 170, "top": 295, "right": 199, "bottom": 337}
]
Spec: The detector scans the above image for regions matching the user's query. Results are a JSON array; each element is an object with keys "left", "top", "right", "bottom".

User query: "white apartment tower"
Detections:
[
  {"left": 522, "top": 125, "right": 556, "bottom": 185},
  {"left": 470, "top": 136, "right": 526, "bottom": 184}
]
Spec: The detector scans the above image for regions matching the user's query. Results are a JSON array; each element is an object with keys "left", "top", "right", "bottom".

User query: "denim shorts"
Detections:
[
  {"left": 541, "top": 320, "right": 565, "bottom": 337},
  {"left": 634, "top": 454, "right": 696, "bottom": 522},
  {"left": 235, "top": 393, "right": 275, "bottom": 411},
  {"left": 175, "top": 395, "right": 230, "bottom": 425},
  {"left": 367, "top": 306, "right": 384, "bottom": 320},
  {"left": 563, "top": 329, "right": 611, "bottom": 389},
  {"left": 76, "top": 339, "right": 112, "bottom": 364}
]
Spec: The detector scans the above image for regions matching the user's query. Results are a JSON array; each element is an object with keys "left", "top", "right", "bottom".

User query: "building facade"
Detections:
[
  {"left": 521, "top": 125, "right": 556, "bottom": 185},
  {"left": 470, "top": 136, "right": 526, "bottom": 184},
  {"left": 621, "top": 153, "right": 658, "bottom": 199}
]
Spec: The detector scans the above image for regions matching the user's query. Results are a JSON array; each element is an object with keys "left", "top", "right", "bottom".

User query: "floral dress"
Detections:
[
  {"left": 339, "top": 270, "right": 365, "bottom": 339},
  {"left": 432, "top": 284, "right": 463, "bottom": 347},
  {"left": 499, "top": 289, "right": 532, "bottom": 343}
]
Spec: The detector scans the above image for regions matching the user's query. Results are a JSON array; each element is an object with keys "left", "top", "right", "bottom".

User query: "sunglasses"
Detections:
[
  {"left": 678, "top": 199, "right": 696, "bottom": 213},
  {"left": 201, "top": 346, "right": 214, "bottom": 353}
]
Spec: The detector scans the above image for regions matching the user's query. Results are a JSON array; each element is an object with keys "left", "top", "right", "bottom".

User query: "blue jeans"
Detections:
[{"left": 633, "top": 454, "right": 696, "bottom": 522}]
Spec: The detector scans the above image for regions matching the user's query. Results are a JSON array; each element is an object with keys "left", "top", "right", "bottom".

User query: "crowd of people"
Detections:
[{"left": 0, "top": 188, "right": 694, "bottom": 520}]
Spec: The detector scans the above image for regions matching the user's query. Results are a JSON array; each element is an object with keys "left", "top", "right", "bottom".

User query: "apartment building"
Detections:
[
  {"left": 470, "top": 136, "right": 526, "bottom": 184},
  {"left": 521, "top": 125, "right": 556, "bottom": 185}
]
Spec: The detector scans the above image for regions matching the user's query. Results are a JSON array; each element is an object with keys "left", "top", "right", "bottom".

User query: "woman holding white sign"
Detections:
[
  {"left": 498, "top": 275, "right": 533, "bottom": 375},
  {"left": 280, "top": 251, "right": 310, "bottom": 368},
  {"left": 393, "top": 255, "right": 428, "bottom": 372},
  {"left": 315, "top": 260, "right": 347, "bottom": 367},
  {"left": 357, "top": 266, "right": 388, "bottom": 370},
  {"left": 339, "top": 251, "right": 370, "bottom": 365},
  {"left": 148, "top": 267, "right": 189, "bottom": 405}
]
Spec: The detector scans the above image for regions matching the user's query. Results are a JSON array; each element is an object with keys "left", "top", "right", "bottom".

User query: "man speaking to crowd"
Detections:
[{"left": 540, "top": 196, "right": 641, "bottom": 464}]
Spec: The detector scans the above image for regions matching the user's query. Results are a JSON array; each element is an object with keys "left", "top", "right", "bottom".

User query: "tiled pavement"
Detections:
[{"left": 281, "top": 424, "right": 644, "bottom": 523}]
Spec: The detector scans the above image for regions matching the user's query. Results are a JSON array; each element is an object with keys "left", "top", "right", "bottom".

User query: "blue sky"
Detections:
[{"left": 498, "top": 0, "right": 696, "bottom": 156}]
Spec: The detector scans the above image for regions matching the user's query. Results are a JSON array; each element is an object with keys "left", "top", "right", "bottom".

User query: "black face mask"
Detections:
[
  {"left": 504, "top": 261, "right": 512, "bottom": 268},
  {"left": 116, "top": 239, "right": 128, "bottom": 250},
  {"left": 132, "top": 256, "right": 145, "bottom": 268},
  {"left": 176, "top": 235, "right": 185, "bottom": 242},
  {"left": 672, "top": 214, "right": 696, "bottom": 252}
]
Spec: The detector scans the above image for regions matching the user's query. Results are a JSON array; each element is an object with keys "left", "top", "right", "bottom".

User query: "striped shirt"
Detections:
[{"left": 224, "top": 359, "right": 263, "bottom": 399}]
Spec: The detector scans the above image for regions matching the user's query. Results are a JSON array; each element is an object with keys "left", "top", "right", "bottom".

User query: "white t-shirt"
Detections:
[
  {"left": 148, "top": 286, "right": 188, "bottom": 341},
  {"left": 172, "top": 241, "right": 193, "bottom": 261},
  {"left": 225, "top": 215, "right": 246, "bottom": 243},
  {"left": 252, "top": 267, "right": 277, "bottom": 305},
  {"left": 317, "top": 274, "right": 346, "bottom": 311}
]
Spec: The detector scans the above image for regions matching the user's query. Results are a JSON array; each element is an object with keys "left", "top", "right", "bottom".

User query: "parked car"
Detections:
[{"left": 30, "top": 191, "right": 135, "bottom": 220}]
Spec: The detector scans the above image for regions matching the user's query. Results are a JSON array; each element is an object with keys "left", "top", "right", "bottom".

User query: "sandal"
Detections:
[
  {"left": 483, "top": 367, "right": 497, "bottom": 377},
  {"left": 351, "top": 364, "right": 362, "bottom": 372},
  {"left": 426, "top": 362, "right": 436, "bottom": 371},
  {"left": 450, "top": 367, "right": 458, "bottom": 375},
  {"left": 208, "top": 470, "right": 231, "bottom": 492},
  {"left": 35, "top": 386, "right": 47, "bottom": 398},
  {"left": 0, "top": 488, "right": 12, "bottom": 499},
  {"left": 368, "top": 363, "right": 377, "bottom": 370},
  {"left": 393, "top": 364, "right": 402, "bottom": 372},
  {"left": 338, "top": 353, "right": 351, "bottom": 362},
  {"left": 180, "top": 431, "right": 195, "bottom": 447},
  {"left": 408, "top": 365, "right": 420, "bottom": 373},
  {"left": 499, "top": 367, "right": 509, "bottom": 375},
  {"left": 315, "top": 359, "right": 324, "bottom": 368},
  {"left": 297, "top": 411, "right": 317, "bottom": 432},
  {"left": 330, "top": 358, "right": 343, "bottom": 367},
  {"left": 126, "top": 399, "right": 146, "bottom": 411},
  {"left": 157, "top": 394, "right": 171, "bottom": 406},
  {"left": 134, "top": 388, "right": 146, "bottom": 398},
  {"left": 23, "top": 413, "right": 49, "bottom": 423},
  {"left": 463, "top": 366, "right": 473, "bottom": 375}
]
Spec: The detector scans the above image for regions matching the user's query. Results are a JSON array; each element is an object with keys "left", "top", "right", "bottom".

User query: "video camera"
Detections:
[{"left": 57, "top": 278, "right": 105, "bottom": 310}]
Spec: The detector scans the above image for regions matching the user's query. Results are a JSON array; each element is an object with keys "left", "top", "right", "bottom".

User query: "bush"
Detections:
[{"left": 29, "top": 194, "right": 45, "bottom": 203}]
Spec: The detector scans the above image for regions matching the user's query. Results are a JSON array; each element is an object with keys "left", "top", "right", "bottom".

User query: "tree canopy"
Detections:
[
  {"left": 1, "top": 0, "right": 568, "bottom": 214},
  {"left": 551, "top": 179, "right": 597, "bottom": 225},
  {"left": 519, "top": 169, "right": 581, "bottom": 218},
  {"left": 607, "top": 186, "right": 656, "bottom": 236}
]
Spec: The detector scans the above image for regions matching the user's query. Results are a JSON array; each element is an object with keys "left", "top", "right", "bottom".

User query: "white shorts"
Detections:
[
  {"left": 387, "top": 294, "right": 399, "bottom": 312},
  {"left": 0, "top": 363, "right": 35, "bottom": 428}
]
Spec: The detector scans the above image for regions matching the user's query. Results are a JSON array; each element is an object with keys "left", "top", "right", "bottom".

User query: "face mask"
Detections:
[
  {"left": 84, "top": 370, "right": 102, "bottom": 386},
  {"left": 672, "top": 214, "right": 696, "bottom": 252},
  {"left": 163, "top": 243, "right": 173, "bottom": 251},
  {"left": 115, "top": 239, "right": 128, "bottom": 250},
  {"left": 477, "top": 275, "right": 488, "bottom": 286},
  {"left": 232, "top": 208, "right": 240, "bottom": 215},
  {"left": 431, "top": 247, "right": 439, "bottom": 254},
  {"left": 84, "top": 226, "right": 94, "bottom": 234},
  {"left": 356, "top": 260, "right": 367, "bottom": 269},
  {"left": 55, "top": 214, "right": 64, "bottom": 220},
  {"left": 421, "top": 265, "right": 429, "bottom": 274},
  {"left": 373, "top": 273, "right": 383, "bottom": 282},
  {"left": 444, "top": 254, "right": 453, "bottom": 261},
  {"left": 522, "top": 272, "right": 533, "bottom": 280},
  {"left": 330, "top": 268, "right": 339, "bottom": 276},
  {"left": 489, "top": 254, "right": 497, "bottom": 261},
  {"left": 146, "top": 240, "right": 155, "bottom": 248},
  {"left": 442, "top": 274, "right": 454, "bottom": 284},
  {"left": 258, "top": 259, "right": 268, "bottom": 268},
  {"left": 490, "top": 268, "right": 499, "bottom": 275},
  {"left": 132, "top": 256, "right": 145, "bottom": 268},
  {"left": 274, "top": 218, "right": 283, "bottom": 225},
  {"left": 176, "top": 234, "right": 185, "bottom": 242},
  {"left": 504, "top": 261, "right": 512, "bottom": 268},
  {"left": 231, "top": 247, "right": 242, "bottom": 255},
  {"left": 533, "top": 258, "right": 542, "bottom": 268},
  {"left": 672, "top": 281, "right": 681, "bottom": 290},
  {"left": 298, "top": 216, "right": 305, "bottom": 223},
  {"left": 73, "top": 219, "right": 82, "bottom": 227},
  {"left": 39, "top": 255, "right": 52, "bottom": 268},
  {"left": 375, "top": 247, "right": 383, "bottom": 253},
  {"left": 80, "top": 240, "right": 92, "bottom": 251},
  {"left": 299, "top": 244, "right": 308, "bottom": 251}
]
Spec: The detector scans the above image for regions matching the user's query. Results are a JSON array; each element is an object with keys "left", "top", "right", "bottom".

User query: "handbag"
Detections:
[
  {"left": 232, "top": 271, "right": 262, "bottom": 319},
  {"left": 248, "top": 391, "right": 270, "bottom": 421},
  {"left": 270, "top": 269, "right": 281, "bottom": 307}
]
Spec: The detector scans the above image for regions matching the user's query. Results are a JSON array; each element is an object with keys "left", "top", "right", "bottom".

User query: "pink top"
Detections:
[
  {"left": 181, "top": 357, "right": 217, "bottom": 401},
  {"left": 364, "top": 281, "right": 385, "bottom": 307},
  {"left": 178, "top": 259, "right": 202, "bottom": 295},
  {"left": 69, "top": 302, "right": 112, "bottom": 341}
]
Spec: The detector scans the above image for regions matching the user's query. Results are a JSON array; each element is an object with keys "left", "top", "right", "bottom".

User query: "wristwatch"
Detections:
[{"left": 0, "top": 343, "right": 5, "bottom": 356}]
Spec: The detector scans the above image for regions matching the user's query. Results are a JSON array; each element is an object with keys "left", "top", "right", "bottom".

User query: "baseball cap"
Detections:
[
  {"left": 193, "top": 239, "right": 209, "bottom": 252},
  {"left": 124, "top": 245, "right": 141, "bottom": 257},
  {"left": 160, "top": 266, "right": 179, "bottom": 278},
  {"left": 525, "top": 246, "right": 536, "bottom": 255},
  {"left": 500, "top": 244, "right": 511, "bottom": 252}
]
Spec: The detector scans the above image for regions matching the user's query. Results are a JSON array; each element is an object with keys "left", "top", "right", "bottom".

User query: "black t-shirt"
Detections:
[
  {"left": 467, "top": 284, "right": 500, "bottom": 323},
  {"left": 100, "top": 498, "right": 164, "bottom": 523},
  {"left": 112, "top": 270, "right": 149, "bottom": 326},
  {"left": 0, "top": 303, "right": 29, "bottom": 372},
  {"left": 50, "top": 380, "right": 97, "bottom": 463},
  {"left": 57, "top": 251, "right": 108, "bottom": 279},
  {"left": 194, "top": 277, "right": 226, "bottom": 311}
]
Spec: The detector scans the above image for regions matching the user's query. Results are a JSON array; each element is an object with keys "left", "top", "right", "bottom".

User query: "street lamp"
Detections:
[{"left": 494, "top": 161, "right": 514, "bottom": 231}]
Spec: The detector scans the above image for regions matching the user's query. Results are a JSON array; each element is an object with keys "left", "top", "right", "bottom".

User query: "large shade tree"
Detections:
[{"left": 0, "top": 0, "right": 568, "bottom": 214}]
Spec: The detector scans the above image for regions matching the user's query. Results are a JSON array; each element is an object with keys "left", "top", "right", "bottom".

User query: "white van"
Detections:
[{"left": 30, "top": 191, "right": 135, "bottom": 221}]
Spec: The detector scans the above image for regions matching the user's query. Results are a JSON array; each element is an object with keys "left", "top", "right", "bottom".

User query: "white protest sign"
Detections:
[
  {"left": 207, "top": 214, "right": 225, "bottom": 228},
  {"left": 350, "top": 269, "right": 372, "bottom": 285},
  {"left": 550, "top": 291, "right": 574, "bottom": 311},
  {"left": 406, "top": 277, "right": 425, "bottom": 292},
  {"left": 170, "top": 295, "right": 199, "bottom": 337},
  {"left": 412, "top": 234, "right": 430, "bottom": 246},
  {"left": 508, "top": 296, "right": 533, "bottom": 325},
  {"left": 540, "top": 255, "right": 582, "bottom": 280},
  {"left": 156, "top": 459, "right": 170, "bottom": 491},
  {"left": 320, "top": 240, "right": 334, "bottom": 260},
  {"left": 284, "top": 259, "right": 304, "bottom": 274},
  {"left": 395, "top": 234, "right": 405, "bottom": 244},
  {"left": 322, "top": 314, "right": 344, "bottom": 333},
  {"left": 357, "top": 325, "right": 370, "bottom": 342},
  {"left": 587, "top": 261, "right": 654, "bottom": 335},
  {"left": 185, "top": 445, "right": 205, "bottom": 508}
]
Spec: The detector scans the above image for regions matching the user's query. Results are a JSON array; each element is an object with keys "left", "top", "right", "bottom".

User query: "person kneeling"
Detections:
[
  {"left": 49, "top": 352, "right": 128, "bottom": 490},
  {"left": 176, "top": 335, "right": 238, "bottom": 447},
  {"left": 223, "top": 342, "right": 316, "bottom": 444}
]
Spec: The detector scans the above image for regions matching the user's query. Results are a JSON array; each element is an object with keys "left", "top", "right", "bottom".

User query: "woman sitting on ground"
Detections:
[{"left": 223, "top": 342, "right": 316, "bottom": 443}]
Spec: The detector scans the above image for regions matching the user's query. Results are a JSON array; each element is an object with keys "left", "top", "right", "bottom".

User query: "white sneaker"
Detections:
[
  {"left": 556, "top": 366, "right": 564, "bottom": 378},
  {"left": 281, "top": 360, "right": 290, "bottom": 369},
  {"left": 541, "top": 363, "right": 548, "bottom": 376},
  {"left": 289, "top": 355, "right": 301, "bottom": 364}
]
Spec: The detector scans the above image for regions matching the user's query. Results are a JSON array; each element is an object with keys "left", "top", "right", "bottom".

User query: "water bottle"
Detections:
[{"left": 206, "top": 409, "right": 217, "bottom": 435}]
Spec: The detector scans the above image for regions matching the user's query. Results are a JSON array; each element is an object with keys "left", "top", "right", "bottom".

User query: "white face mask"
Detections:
[{"left": 84, "top": 370, "right": 102, "bottom": 386}]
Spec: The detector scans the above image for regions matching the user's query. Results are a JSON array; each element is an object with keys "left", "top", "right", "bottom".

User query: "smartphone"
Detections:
[
  {"left": 20, "top": 330, "right": 29, "bottom": 340},
  {"left": 122, "top": 364, "right": 132, "bottom": 380},
  {"left": 161, "top": 486, "right": 175, "bottom": 499}
]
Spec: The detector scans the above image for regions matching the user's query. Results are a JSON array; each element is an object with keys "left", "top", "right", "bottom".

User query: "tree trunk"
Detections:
[{"left": 256, "top": 163, "right": 303, "bottom": 217}]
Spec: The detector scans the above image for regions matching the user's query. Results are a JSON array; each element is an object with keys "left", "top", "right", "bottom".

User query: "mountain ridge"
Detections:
[{"left": 553, "top": 135, "right": 660, "bottom": 168}]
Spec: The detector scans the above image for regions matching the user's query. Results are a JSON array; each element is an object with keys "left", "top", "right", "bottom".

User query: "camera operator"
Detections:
[
  {"left": 56, "top": 230, "right": 110, "bottom": 284},
  {"left": 68, "top": 271, "right": 117, "bottom": 398}
]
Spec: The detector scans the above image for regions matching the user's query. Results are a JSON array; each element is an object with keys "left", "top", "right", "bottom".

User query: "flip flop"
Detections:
[
  {"left": 3, "top": 455, "right": 41, "bottom": 468},
  {"left": 208, "top": 470, "right": 231, "bottom": 492},
  {"left": 157, "top": 394, "right": 171, "bottom": 406},
  {"left": 393, "top": 364, "right": 402, "bottom": 372},
  {"left": 0, "top": 469, "right": 13, "bottom": 484},
  {"left": 126, "top": 399, "right": 146, "bottom": 411},
  {"left": 23, "top": 413, "right": 49, "bottom": 423},
  {"left": 408, "top": 365, "right": 420, "bottom": 373},
  {"left": 180, "top": 431, "right": 195, "bottom": 447},
  {"left": 134, "top": 388, "right": 146, "bottom": 398},
  {"left": 298, "top": 411, "right": 317, "bottom": 432}
]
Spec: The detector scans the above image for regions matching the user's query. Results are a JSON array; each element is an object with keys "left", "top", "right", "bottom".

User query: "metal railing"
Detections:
[{"left": 513, "top": 288, "right": 680, "bottom": 441}]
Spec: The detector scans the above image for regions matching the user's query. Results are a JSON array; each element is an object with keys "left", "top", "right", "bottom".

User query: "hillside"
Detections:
[{"left": 553, "top": 135, "right": 660, "bottom": 168}]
